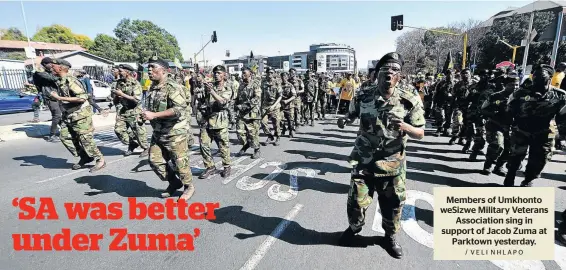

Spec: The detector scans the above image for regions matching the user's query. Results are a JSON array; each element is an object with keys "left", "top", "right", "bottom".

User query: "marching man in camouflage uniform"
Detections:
[
  {"left": 479, "top": 71, "right": 519, "bottom": 176},
  {"left": 302, "top": 70, "right": 319, "bottom": 126},
  {"left": 235, "top": 67, "right": 262, "bottom": 158},
  {"left": 433, "top": 69, "right": 455, "bottom": 137},
  {"left": 113, "top": 64, "right": 149, "bottom": 157},
  {"left": 261, "top": 67, "right": 283, "bottom": 146},
  {"left": 449, "top": 69, "right": 472, "bottom": 145},
  {"left": 340, "top": 52, "right": 425, "bottom": 260},
  {"left": 289, "top": 68, "right": 305, "bottom": 130},
  {"left": 198, "top": 65, "right": 233, "bottom": 179},
  {"left": 50, "top": 59, "right": 106, "bottom": 172},
  {"left": 463, "top": 69, "right": 492, "bottom": 155},
  {"left": 316, "top": 73, "right": 328, "bottom": 120},
  {"left": 143, "top": 57, "right": 194, "bottom": 201},
  {"left": 280, "top": 72, "right": 297, "bottom": 137},
  {"left": 504, "top": 64, "right": 566, "bottom": 187}
]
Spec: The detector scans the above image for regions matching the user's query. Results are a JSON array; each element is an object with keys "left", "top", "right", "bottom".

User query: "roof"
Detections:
[
  {"left": 0, "top": 59, "right": 24, "bottom": 63},
  {"left": 0, "top": 40, "right": 85, "bottom": 51},
  {"left": 479, "top": 0, "right": 566, "bottom": 27},
  {"left": 478, "top": 6, "right": 518, "bottom": 28},
  {"left": 24, "top": 50, "right": 114, "bottom": 66}
]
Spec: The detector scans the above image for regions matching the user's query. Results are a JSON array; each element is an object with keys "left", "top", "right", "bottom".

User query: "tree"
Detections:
[
  {"left": 89, "top": 34, "right": 137, "bottom": 62},
  {"left": 0, "top": 27, "right": 28, "bottom": 41},
  {"left": 73, "top": 34, "right": 94, "bottom": 50},
  {"left": 32, "top": 24, "right": 94, "bottom": 50}
]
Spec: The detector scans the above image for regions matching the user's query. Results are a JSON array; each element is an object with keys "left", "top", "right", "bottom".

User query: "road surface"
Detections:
[
  {"left": 0, "top": 101, "right": 111, "bottom": 126},
  {"left": 1, "top": 118, "right": 565, "bottom": 270}
]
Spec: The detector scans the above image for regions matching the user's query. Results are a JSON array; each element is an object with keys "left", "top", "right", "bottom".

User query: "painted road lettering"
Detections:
[
  {"left": 236, "top": 162, "right": 288, "bottom": 191},
  {"left": 268, "top": 168, "right": 316, "bottom": 202}
]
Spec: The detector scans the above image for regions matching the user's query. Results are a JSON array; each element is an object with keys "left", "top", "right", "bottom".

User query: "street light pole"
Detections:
[
  {"left": 20, "top": 0, "right": 35, "bottom": 71},
  {"left": 522, "top": 9, "right": 535, "bottom": 72}
]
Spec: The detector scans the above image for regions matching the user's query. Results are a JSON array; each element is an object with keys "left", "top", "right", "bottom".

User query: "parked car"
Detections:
[
  {"left": 0, "top": 88, "right": 36, "bottom": 114},
  {"left": 91, "top": 79, "right": 112, "bottom": 101}
]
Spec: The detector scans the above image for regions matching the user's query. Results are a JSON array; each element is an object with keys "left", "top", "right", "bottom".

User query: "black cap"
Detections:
[
  {"left": 40, "top": 57, "right": 54, "bottom": 66},
  {"left": 147, "top": 56, "right": 169, "bottom": 69},
  {"left": 265, "top": 66, "right": 274, "bottom": 73},
  {"left": 535, "top": 64, "right": 554, "bottom": 75},
  {"left": 52, "top": 58, "right": 71, "bottom": 68},
  {"left": 375, "top": 52, "right": 404, "bottom": 70},
  {"left": 505, "top": 70, "right": 520, "bottom": 83},
  {"left": 213, "top": 65, "right": 226, "bottom": 73},
  {"left": 118, "top": 64, "right": 135, "bottom": 72},
  {"left": 289, "top": 68, "right": 296, "bottom": 72}
]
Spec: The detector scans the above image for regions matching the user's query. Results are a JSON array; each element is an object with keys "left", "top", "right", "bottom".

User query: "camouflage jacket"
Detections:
[
  {"left": 466, "top": 80, "right": 494, "bottom": 120},
  {"left": 116, "top": 77, "right": 143, "bottom": 115},
  {"left": 345, "top": 84, "right": 376, "bottom": 121},
  {"left": 146, "top": 79, "right": 187, "bottom": 136},
  {"left": 56, "top": 74, "right": 92, "bottom": 122},
  {"left": 433, "top": 79, "right": 455, "bottom": 107},
  {"left": 261, "top": 79, "right": 282, "bottom": 110},
  {"left": 280, "top": 81, "right": 297, "bottom": 110},
  {"left": 452, "top": 80, "right": 473, "bottom": 110},
  {"left": 202, "top": 82, "right": 234, "bottom": 129},
  {"left": 235, "top": 79, "right": 262, "bottom": 120},
  {"left": 480, "top": 89, "right": 514, "bottom": 129},
  {"left": 302, "top": 77, "right": 318, "bottom": 103},
  {"left": 348, "top": 83, "right": 426, "bottom": 177},
  {"left": 318, "top": 77, "right": 328, "bottom": 96},
  {"left": 289, "top": 77, "right": 304, "bottom": 104},
  {"left": 507, "top": 86, "right": 566, "bottom": 135},
  {"left": 183, "top": 84, "right": 192, "bottom": 116}
]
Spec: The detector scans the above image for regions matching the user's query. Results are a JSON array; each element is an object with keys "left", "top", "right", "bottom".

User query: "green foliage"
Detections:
[
  {"left": 1, "top": 27, "right": 28, "bottom": 41},
  {"left": 0, "top": 51, "right": 27, "bottom": 60},
  {"left": 31, "top": 24, "right": 94, "bottom": 50},
  {"left": 89, "top": 34, "right": 137, "bottom": 62}
]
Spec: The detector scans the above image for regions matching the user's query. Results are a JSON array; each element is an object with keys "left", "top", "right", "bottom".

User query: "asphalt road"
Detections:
[
  {"left": 0, "top": 101, "right": 111, "bottom": 126},
  {"left": 1, "top": 118, "right": 565, "bottom": 270}
]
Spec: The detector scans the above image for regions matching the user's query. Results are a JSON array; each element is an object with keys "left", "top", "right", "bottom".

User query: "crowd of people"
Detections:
[{"left": 28, "top": 51, "right": 566, "bottom": 259}]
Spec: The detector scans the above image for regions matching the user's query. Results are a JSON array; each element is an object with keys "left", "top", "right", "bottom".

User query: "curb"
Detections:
[{"left": 0, "top": 113, "right": 117, "bottom": 142}]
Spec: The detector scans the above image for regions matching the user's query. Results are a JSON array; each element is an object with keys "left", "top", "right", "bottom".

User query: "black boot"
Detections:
[
  {"left": 468, "top": 152, "right": 478, "bottom": 161},
  {"left": 72, "top": 156, "right": 94, "bottom": 170},
  {"left": 199, "top": 167, "right": 217, "bottom": 179},
  {"left": 457, "top": 137, "right": 465, "bottom": 145},
  {"left": 237, "top": 144, "right": 250, "bottom": 157},
  {"left": 461, "top": 142, "right": 471, "bottom": 154},
  {"left": 481, "top": 162, "right": 492, "bottom": 176},
  {"left": 383, "top": 233, "right": 403, "bottom": 259},
  {"left": 252, "top": 149, "right": 261, "bottom": 159},
  {"left": 520, "top": 179, "right": 533, "bottom": 187},
  {"left": 161, "top": 179, "right": 184, "bottom": 198},
  {"left": 221, "top": 166, "right": 231, "bottom": 178},
  {"left": 492, "top": 165, "right": 507, "bottom": 177},
  {"left": 448, "top": 137, "right": 457, "bottom": 145},
  {"left": 338, "top": 227, "right": 360, "bottom": 246},
  {"left": 503, "top": 172, "right": 515, "bottom": 187}
]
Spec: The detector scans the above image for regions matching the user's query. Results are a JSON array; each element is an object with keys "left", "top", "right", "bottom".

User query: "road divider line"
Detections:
[{"left": 239, "top": 203, "right": 303, "bottom": 270}]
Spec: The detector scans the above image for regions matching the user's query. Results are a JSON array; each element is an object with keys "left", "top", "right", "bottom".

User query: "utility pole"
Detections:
[
  {"left": 20, "top": 0, "right": 35, "bottom": 71},
  {"left": 522, "top": 10, "right": 535, "bottom": 72}
]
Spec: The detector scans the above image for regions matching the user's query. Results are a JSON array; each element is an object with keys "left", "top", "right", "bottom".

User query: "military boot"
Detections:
[
  {"left": 139, "top": 148, "right": 149, "bottom": 158},
  {"left": 221, "top": 166, "right": 231, "bottom": 178},
  {"left": 520, "top": 179, "right": 534, "bottom": 187},
  {"left": 263, "top": 136, "right": 274, "bottom": 146},
  {"left": 468, "top": 152, "right": 478, "bottom": 161},
  {"left": 503, "top": 173, "right": 515, "bottom": 187},
  {"left": 442, "top": 130, "right": 450, "bottom": 137},
  {"left": 461, "top": 142, "right": 471, "bottom": 154},
  {"left": 273, "top": 136, "right": 280, "bottom": 146},
  {"left": 448, "top": 137, "right": 457, "bottom": 145},
  {"left": 237, "top": 144, "right": 250, "bottom": 157},
  {"left": 89, "top": 159, "right": 106, "bottom": 173},
  {"left": 457, "top": 137, "right": 465, "bottom": 145},
  {"left": 492, "top": 165, "right": 507, "bottom": 177},
  {"left": 178, "top": 183, "right": 195, "bottom": 201},
  {"left": 481, "top": 162, "right": 492, "bottom": 176},
  {"left": 161, "top": 179, "right": 183, "bottom": 198},
  {"left": 558, "top": 218, "right": 566, "bottom": 246},
  {"left": 72, "top": 156, "right": 94, "bottom": 170},
  {"left": 252, "top": 149, "right": 261, "bottom": 159},
  {"left": 383, "top": 233, "right": 403, "bottom": 259},
  {"left": 338, "top": 227, "right": 361, "bottom": 246},
  {"left": 199, "top": 167, "right": 216, "bottom": 179},
  {"left": 434, "top": 129, "right": 442, "bottom": 137}
]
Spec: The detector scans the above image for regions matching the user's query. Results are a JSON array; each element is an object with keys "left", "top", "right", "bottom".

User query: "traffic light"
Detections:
[
  {"left": 314, "top": 60, "right": 318, "bottom": 72},
  {"left": 212, "top": 31, "right": 217, "bottom": 43},
  {"left": 391, "top": 15, "right": 403, "bottom": 31}
]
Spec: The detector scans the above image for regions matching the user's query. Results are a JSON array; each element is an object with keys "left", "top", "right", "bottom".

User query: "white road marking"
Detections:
[
  {"left": 236, "top": 162, "right": 287, "bottom": 191},
  {"left": 555, "top": 240, "right": 566, "bottom": 270},
  {"left": 267, "top": 168, "right": 315, "bottom": 202},
  {"left": 239, "top": 204, "right": 303, "bottom": 270},
  {"left": 222, "top": 157, "right": 264, "bottom": 185},
  {"left": 35, "top": 155, "right": 137, "bottom": 183}
]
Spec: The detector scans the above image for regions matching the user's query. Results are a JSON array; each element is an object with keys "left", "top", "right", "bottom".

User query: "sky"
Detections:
[{"left": 0, "top": 1, "right": 532, "bottom": 67}]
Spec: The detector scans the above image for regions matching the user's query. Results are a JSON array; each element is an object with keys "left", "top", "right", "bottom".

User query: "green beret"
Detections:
[
  {"left": 375, "top": 52, "right": 404, "bottom": 70},
  {"left": 53, "top": 58, "right": 71, "bottom": 68},
  {"left": 147, "top": 56, "right": 169, "bottom": 69},
  {"left": 213, "top": 65, "right": 226, "bottom": 73},
  {"left": 118, "top": 64, "right": 135, "bottom": 72}
]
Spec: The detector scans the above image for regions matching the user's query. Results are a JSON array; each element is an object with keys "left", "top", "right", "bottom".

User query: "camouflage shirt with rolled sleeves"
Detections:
[
  {"left": 303, "top": 77, "right": 318, "bottom": 103},
  {"left": 116, "top": 77, "right": 143, "bottom": 116},
  {"left": 203, "top": 82, "right": 234, "bottom": 129},
  {"left": 57, "top": 74, "right": 92, "bottom": 122},
  {"left": 235, "top": 79, "right": 262, "bottom": 120},
  {"left": 507, "top": 86, "right": 566, "bottom": 135},
  {"left": 280, "top": 82, "right": 297, "bottom": 110},
  {"left": 289, "top": 77, "right": 304, "bottom": 105},
  {"left": 146, "top": 79, "right": 187, "bottom": 136},
  {"left": 261, "top": 79, "right": 282, "bottom": 110},
  {"left": 349, "top": 83, "right": 426, "bottom": 176}
]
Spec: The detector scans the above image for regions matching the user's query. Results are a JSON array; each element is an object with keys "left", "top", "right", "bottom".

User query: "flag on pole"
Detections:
[
  {"left": 174, "top": 57, "right": 182, "bottom": 69},
  {"left": 442, "top": 51, "right": 453, "bottom": 73}
]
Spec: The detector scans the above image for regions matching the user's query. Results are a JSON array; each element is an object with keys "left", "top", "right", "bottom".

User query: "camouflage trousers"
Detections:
[
  {"left": 506, "top": 128, "right": 554, "bottom": 181},
  {"left": 434, "top": 105, "right": 452, "bottom": 132},
  {"left": 114, "top": 113, "right": 149, "bottom": 151},
  {"left": 149, "top": 133, "right": 192, "bottom": 186},
  {"left": 199, "top": 127, "right": 231, "bottom": 168},
  {"left": 281, "top": 108, "right": 295, "bottom": 133},
  {"left": 185, "top": 107, "right": 195, "bottom": 146},
  {"left": 236, "top": 118, "right": 260, "bottom": 150},
  {"left": 484, "top": 121, "right": 510, "bottom": 167},
  {"left": 227, "top": 102, "right": 236, "bottom": 127},
  {"left": 316, "top": 94, "right": 327, "bottom": 118},
  {"left": 468, "top": 118, "right": 486, "bottom": 153},
  {"left": 347, "top": 160, "right": 406, "bottom": 235},
  {"left": 450, "top": 108, "right": 464, "bottom": 137},
  {"left": 294, "top": 99, "right": 303, "bottom": 126},
  {"left": 60, "top": 116, "right": 103, "bottom": 161},
  {"left": 302, "top": 102, "right": 316, "bottom": 123},
  {"left": 261, "top": 108, "right": 281, "bottom": 138}
]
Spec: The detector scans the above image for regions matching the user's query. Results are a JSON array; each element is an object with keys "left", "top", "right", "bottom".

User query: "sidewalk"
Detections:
[{"left": 0, "top": 112, "right": 116, "bottom": 142}]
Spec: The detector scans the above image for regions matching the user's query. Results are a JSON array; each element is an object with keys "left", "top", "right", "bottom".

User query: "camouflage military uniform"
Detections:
[
  {"left": 183, "top": 83, "right": 195, "bottom": 146},
  {"left": 433, "top": 79, "right": 455, "bottom": 136},
  {"left": 146, "top": 79, "right": 192, "bottom": 193},
  {"left": 464, "top": 79, "right": 493, "bottom": 154},
  {"left": 227, "top": 79, "right": 239, "bottom": 129},
  {"left": 504, "top": 85, "right": 566, "bottom": 186},
  {"left": 57, "top": 74, "right": 104, "bottom": 170},
  {"left": 347, "top": 83, "right": 425, "bottom": 237},
  {"left": 199, "top": 82, "right": 234, "bottom": 175},
  {"left": 302, "top": 74, "right": 318, "bottom": 126},
  {"left": 235, "top": 78, "right": 262, "bottom": 156},
  {"left": 280, "top": 79, "right": 297, "bottom": 137},
  {"left": 339, "top": 81, "right": 377, "bottom": 134},
  {"left": 261, "top": 78, "right": 283, "bottom": 143},
  {"left": 289, "top": 76, "right": 304, "bottom": 128},
  {"left": 449, "top": 80, "right": 472, "bottom": 143},
  {"left": 316, "top": 76, "right": 328, "bottom": 119},
  {"left": 114, "top": 77, "right": 149, "bottom": 154}
]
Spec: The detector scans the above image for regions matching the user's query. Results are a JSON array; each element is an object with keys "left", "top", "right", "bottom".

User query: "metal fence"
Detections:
[{"left": 0, "top": 67, "right": 116, "bottom": 90}]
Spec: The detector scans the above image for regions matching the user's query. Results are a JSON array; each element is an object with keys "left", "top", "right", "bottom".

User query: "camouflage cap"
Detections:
[
  {"left": 118, "top": 64, "right": 135, "bottom": 72},
  {"left": 375, "top": 52, "right": 404, "bottom": 70},
  {"left": 213, "top": 65, "right": 226, "bottom": 73},
  {"left": 147, "top": 56, "right": 169, "bottom": 69},
  {"left": 52, "top": 58, "right": 71, "bottom": 68}
]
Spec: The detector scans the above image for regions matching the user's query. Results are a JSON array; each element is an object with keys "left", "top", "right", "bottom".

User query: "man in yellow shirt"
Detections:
[
  {"left": 551, "top": 62, "right": 566, "bottom": 87},
  {"left": 338, "top": 72, "right": 357, "bottom": 113}
]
